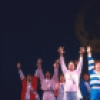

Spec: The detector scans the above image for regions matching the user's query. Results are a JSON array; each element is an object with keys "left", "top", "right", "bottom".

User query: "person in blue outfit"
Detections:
[
  {"left": 80, "top": 73, "right": 90, "bottom": 100},
  {"left": 87, "top": 46, "right": 100, "bottom": 100}
]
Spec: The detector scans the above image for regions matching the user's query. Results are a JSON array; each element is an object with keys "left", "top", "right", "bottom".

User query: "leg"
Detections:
[
  {"left": 97, "top": 89, "right": 100, "bottom": 100},
  {"left": 66, "top": 92, "right": 78, "bottom": 100},
  {"left": 90, "top": 89, "right": 97, "bottom": 100},
  {"left": 71, "top": 92, "right": 78, "bottom": 100},
  {"left": 57, "top": 95, "right": 64, "bottom": 100},
  {"left": 42, "top": 92, "right": 48, "bottom": 100},
  {"left": 49, "top": 92, "right": 55, "bottom": 100},
  {"left": 54, "top": 96, "right": 57, "bottom": 100},
  {"left": 66, "top": 92, "right": 71, "bottom": 100}
]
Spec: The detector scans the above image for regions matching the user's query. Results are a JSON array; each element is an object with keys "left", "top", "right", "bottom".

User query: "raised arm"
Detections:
[
  {"left": 17, "top": 62, "right": 25, "bottom": 80},
  {"left": 87, "top": 46, "right": 94, "bottom": 73},
  {"left": 76, "top": 47, "right": 84, "bottom": 74},
  {"left": 58, "top": 47, "right": 67, "bottom": 74},
  {"left": 52, "top": 60, "right": 59, "bottom": 81},
  {"left": 36, "top": 58, "right": 44, "bottom": 81}
]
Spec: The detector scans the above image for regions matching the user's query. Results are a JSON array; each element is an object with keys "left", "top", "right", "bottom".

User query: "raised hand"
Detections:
[
  {"left": 57, "top": 47, "right": 64, "bottom": 54},
  {"left": 53, "top": 61, "right": 59, "bottom": 68},
  {"left": 74, "top": 60, "right": 78, "bottom": 66},
  {"left": 79, "top": 47, "right": 85, "bottom": 54},
  {"left": 17, "top": 62, "right": 21, "bottom": 69},
  {"left": 37, "top": 58, "right": 42, "bottom": 70},
  {"left": 53, "top": 63, "right": 57, "bottom": 68},
  {"left": 55, "top": 59, "right": 60, "bottom": 64},
  {"left": 87, "top": 46, "right": 91, "bottom": 53}
]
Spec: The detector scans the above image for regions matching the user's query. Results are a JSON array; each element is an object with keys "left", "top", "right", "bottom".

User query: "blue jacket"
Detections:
[{"left": 80, "top": 79, "right": 90, "bottom": 98}]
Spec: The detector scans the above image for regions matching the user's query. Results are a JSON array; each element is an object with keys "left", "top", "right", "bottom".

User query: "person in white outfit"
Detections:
[{"left": 58, "top": 47, "right": 84, "bottom": 100}]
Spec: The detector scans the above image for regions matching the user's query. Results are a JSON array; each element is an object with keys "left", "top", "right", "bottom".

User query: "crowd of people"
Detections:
[{"left": 16, "top": 46, "right": 100, "bottom": 100}]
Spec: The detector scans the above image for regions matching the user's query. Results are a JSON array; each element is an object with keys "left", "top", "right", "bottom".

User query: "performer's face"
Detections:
[
  {"left": 83, "top": 74, "right": 89, "bottom": 81},
  {"left": 45, "top": 71, "right": 50, "bottom": 79},
  {"left": 68, "top": 62, "right": 75, "bottom": 71},
  {"left": 60, "top": 74, "right": 65, "bottom": 82},
  {"left": 27, "top": 75, "right": 32, "bottom": 82},
  {"left": 95, "top": 63, "right": 100, "bottom": 71}
]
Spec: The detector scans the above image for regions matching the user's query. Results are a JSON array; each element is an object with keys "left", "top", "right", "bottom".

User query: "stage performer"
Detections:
[
  {"left": 54, "top": 73, "right": 65, "bottom": 100},
  {"left": 80, "top": 73, "right": 90, "bottom": 100},
  {"left": 37, "top": 58, "right": 59, "bottom": 100},
  {"left": 17, "top": 62, "right": 40, "bottom": 100},
  {"left": 58, "top": 46, "right": 84, "bottom": 100},
  {"left": 87, "top": 46, "right": 100, "bottom": 100}
]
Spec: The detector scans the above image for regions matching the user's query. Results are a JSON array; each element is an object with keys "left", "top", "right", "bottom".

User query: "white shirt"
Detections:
[
  {"left": 45, "top": 79, "right": 50, "bottom": 88},
  {"left": 25, "top": 82, "right": 31, "bottom": 99},
  {"left": 64, "top": 70, "right": 79, "bottom": 91},
  {"left": 60, "top": 57, "right": 83, "bottom": 92},
  {"left": 84, "top": 82, "right": 90, "bottom": 92}
]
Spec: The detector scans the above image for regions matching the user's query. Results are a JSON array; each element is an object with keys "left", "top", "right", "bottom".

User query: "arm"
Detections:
[
  {"left": 18, "top": 69, "right": 25, "bottom": 80},
  {"left": 52, "top": 63, "right": 59, "bottom": 81},
  {"left": 60, "top": 56, "right": 67, "bottom": 74},
  {"left": 76, "top": 54, "right": 83, "bottom": 74},
  {"left": 36, "top": 58, "right": 44, "bottom": 82},
  {"left": 17, "top": 62, "right": 25, "bottom": 80},
  {"left": 87, "top": 47, "right": 94, "bottom": 74},
  {"left": 37, "top": 69, "right": 44, "bottom": 82},
  {"left": 58, "top": 47, "right": 67, "bottom": 74},
  {"left": 87, "top": 52, "right": 94, "bottom": 73},
  {"left": 76, "top": 47, "right": 84, "bottom": 74}
]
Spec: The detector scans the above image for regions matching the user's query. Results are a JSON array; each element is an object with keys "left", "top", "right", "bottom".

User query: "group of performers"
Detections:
[{"left": 16, "top": 46, "right": 100, "bottom": 100}]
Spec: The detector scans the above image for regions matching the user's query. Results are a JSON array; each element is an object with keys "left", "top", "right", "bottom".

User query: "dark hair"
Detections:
[
  {"left": 60, "top": 73, "right": 64, "bottom": 76},
  {"left": 45, "top": 71, "right": 52, "bottom": 78},
  {"left": 82, "top": 73, "right": 89, "bottom": 77},
  {"left": 59, "top": 73, "right": 64, "bottom": 80},
  {"left": 27, "top": 74, "right": 32, "bottom": 77}
]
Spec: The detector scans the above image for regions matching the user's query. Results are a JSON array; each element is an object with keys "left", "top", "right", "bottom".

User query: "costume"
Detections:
[
  {"left": 18, "top": 69, "right": 40, "bottom": 100},
  {"left": 37, "top": 67, "right": 58, "bottom": 100},
  {"left": 60, "top": 56, "right": 83, "bottom": 100},
  {"left": 88, "top": 53, "right": 100, "bottom": 100},
  {"left": 80, "top": 79, "right": 90, "bottom": 100},
  {"left": 54, "top": 81, "right": 65, "bottom": 100}
]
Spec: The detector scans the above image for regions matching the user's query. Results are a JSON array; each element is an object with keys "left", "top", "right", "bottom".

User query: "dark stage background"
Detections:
[{"left": 2, "top": 0, "right": 100, "bottom": 100}]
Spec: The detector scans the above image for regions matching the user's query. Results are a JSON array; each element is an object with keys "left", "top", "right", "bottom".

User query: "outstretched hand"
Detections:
[
  {"left": 57, "top": 47, "right": 64, "bottom": 54},
  {"left": 79, "top": 47, "right": 85, "bottom": 54},
  {"left": 53, "top": 63, "right": 56, "bottom": 67},
  {"left": 87, "top": 46, "right": 91, "bottom": 53},
  {"left": 37, "top": 58, "right": 42, "bottom": 70},
  {"left": 17, "top": 62, "right": 21, "bottom": 69},
  {"left": 55, "top": 59, "right": 60, "bottom": 64},
  {"left": 53, "top": 61, "right": 59, "bottom": 68}
]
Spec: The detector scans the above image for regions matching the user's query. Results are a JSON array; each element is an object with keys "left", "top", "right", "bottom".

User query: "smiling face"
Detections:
[
  {"left": 68, "top": 62, "right": 75, "bottom": 71},
  {"left": 59, "top": 73, "right": 65, "bottom": 82},
  {"left": 45, "top": 71, "right": 50, "bottom": 79},
  {"left": 83, "top": 74, "right": 89, "bottom": 81},
  {"left": 95, "top": 63, "right": 100, "bottom": 72},
  {"left": 27, "top": 74, "right": 32, "bottom": 82}
]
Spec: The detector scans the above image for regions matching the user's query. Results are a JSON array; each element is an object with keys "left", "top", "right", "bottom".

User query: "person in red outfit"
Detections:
[{"left": 17, "top": 62, "right": 40, "bottom": 100}]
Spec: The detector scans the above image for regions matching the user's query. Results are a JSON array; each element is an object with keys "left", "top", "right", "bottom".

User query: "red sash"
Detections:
[{"left": 21, "top": 75, "right": 38, "bottom": 100}]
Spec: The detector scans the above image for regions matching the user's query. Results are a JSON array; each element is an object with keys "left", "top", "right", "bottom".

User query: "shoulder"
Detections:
[
  {"left": 80, "top": 79, "right": 84, "bottom": 83},
  {"left": 21, "top": 78, "right": 27, "bottom": 85}
]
